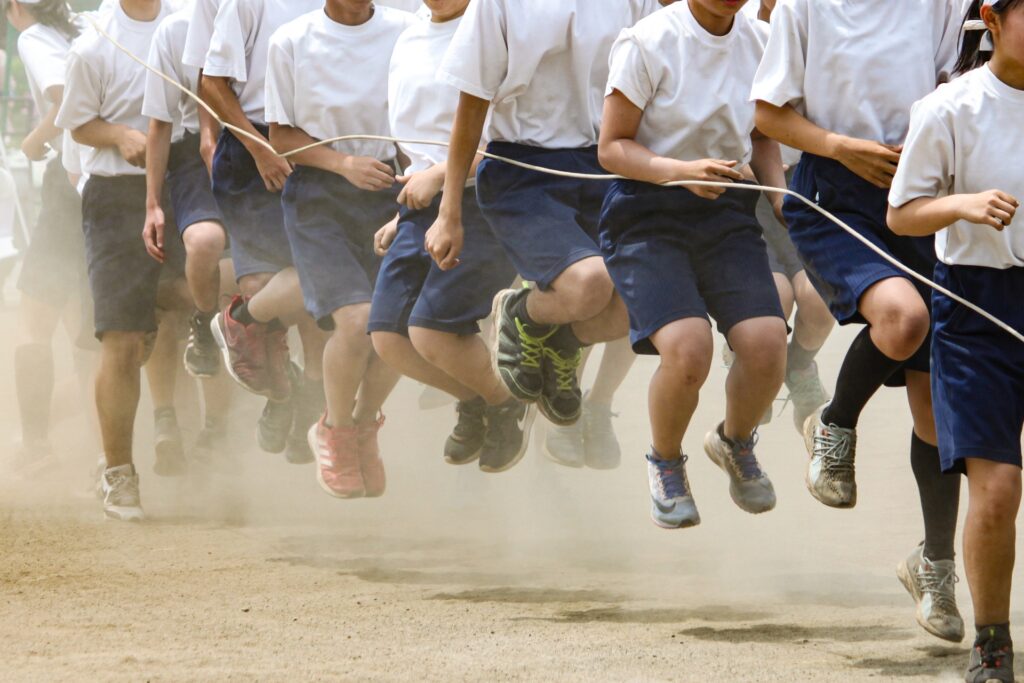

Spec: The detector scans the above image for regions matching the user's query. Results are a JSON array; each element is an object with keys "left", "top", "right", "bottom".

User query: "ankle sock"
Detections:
[
  {"left": 512, "top": 291, "right": 552, "bottom": 332},
  {"left": 911, "top": 432, "right": 960, "bottom": 562},
  {"left": 232, "top": 299, "right": 256, "bottom": 325},
  {"left": 821, "top": 327, "right": 902, "bottom": 429},
  {"left": 976, "top": 623, "right": 1012, "bottom": 646},
  {"left": 786, "top": 338, "right": 820, "bottom": 373}
]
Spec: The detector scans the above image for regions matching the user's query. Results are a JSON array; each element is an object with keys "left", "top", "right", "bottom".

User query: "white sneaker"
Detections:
[
  {"left": 101, "top": 464, "right": 144, "bottom": 522},
  {"left": 803, "top": 404, "right": 857, "bottom": 508},
  {"left": 897, "top": 544, "right": 964, "bottom": 643}
]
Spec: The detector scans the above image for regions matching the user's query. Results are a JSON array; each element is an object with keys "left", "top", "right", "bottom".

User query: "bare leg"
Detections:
[
  {"left": 296, "top": 316, "right": 328, "bottom": 381},
  {"left": 352, "top": 353, "right": 401, "bottom": 425},
  {"left": 773, "top": 273, "right": 795, "bottom": 321},
  {"left": 791, "top": 271, "right": 834, "bottom": 352},
  {"left": 964, "top": 459, "right": 1021, "bottom": 624},
  {"left": 144, "top": 310, "right": 180, "bottom": 412},
  {"left": 323, "top": 304, "right": 374, "bottom": 427},
  {"left": 408, "top": 327, "right": 510, "bottom": 405},
  {"left": 247, "top": 267, "right": 305, "bottom": 323},
  {"left": 587, "top": 337, "right": 636, "bottom": 406},
  {"left": 373, "top": 331, "right": 476, "bottom": 402},
  {"left": 647, "top": 318, "right": 713, "bottom": 458},
  {"left": 181, "top": 222, "right": 226, "bottom": 314},
  {"left": 96, "top": 331, "right": 147, "bottom": 468},
  {"left": 724, "top": 317, "right": 787, "bottom": 441}
]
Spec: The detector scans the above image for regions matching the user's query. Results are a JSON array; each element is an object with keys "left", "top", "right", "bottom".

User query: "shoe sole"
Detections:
[
  {"left": 104, "top": 506, "right": 144, "bottom": 522},
  {"left": 307, "top": 424, "right": 365, "bottom": 499},
  {"left": 479, "top": 405, "right": 537, "bottom": 474},
  {"left": 537, "top": 393, "right": 581, "bottom": 427},
  {"left": 489, "top": 290, "right": 542, "bottom": 403},
  {"left": 702, "top": 431, "right": 775, "bottom": 515},
  {"left": 445, "top": 447, "right": 482, "bottom": 466},
  {"left": 895, "top": 558, "right": 965, "bottom": 643},
  {"left": 802, "top": 411, "right": 857, "bottom": 509},
  {"left": 650, "top": 512, "right": 701, "bottom": 530},
  {"left": 210, "top": 313, "right": 272, "bottom": 398},
  {"left": 541, "top": 433, "right": 585, "bottom": 469}
]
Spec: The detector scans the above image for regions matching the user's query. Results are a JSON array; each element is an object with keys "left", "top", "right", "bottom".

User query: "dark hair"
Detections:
[
  {"left": 955, "top": 0, "right": 1024, "bottom": 74},
  {"left": 9, "top": 0, "right": 81, "bottom": 40}
]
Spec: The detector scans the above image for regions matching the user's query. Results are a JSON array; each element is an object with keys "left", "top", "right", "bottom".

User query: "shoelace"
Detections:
[
  {"left": 514, "top": 319, "right": 547, "bottom": 370},
  {"left": 106, "top": 471, "right": 136, "bottom": 505},
  {"left": 918, "top": 558, "right": 959, "bottom": 613},
  {"left": 545, "top": 346, "right": 581, "bottom": 393},
  {"left": 730, "top": 432, "right": 764, "bottom": 480},
  {"left": 977, "top": 639, "right": 1011, "bottom": 670},
  {"left": 453, "top": 401, "right": 485, "bottom": 439},
  {"left": 653, "top": 455, "right": 690, "bottom": 500},
  {"left": 812, "top": 423, "right": 855, "bottom": 475}
]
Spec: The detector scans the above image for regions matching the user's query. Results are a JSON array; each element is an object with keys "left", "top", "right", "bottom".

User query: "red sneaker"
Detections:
[
  {"left": 210, "top": 296, "right": 271, "bottom": 396},
  {"left": 357, "top": 414, "right": 386, "bottom": 498},
  {"left": 308, "top": 414, "right": 364, "bottom": 499},
  {"left": 265, "top": 325, "right": 292, "bottom": 402}
]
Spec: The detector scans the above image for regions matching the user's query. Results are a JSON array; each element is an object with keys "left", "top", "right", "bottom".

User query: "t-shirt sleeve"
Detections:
[
  {"left": 437, "top": 0, "right": 507, "bottom": 101},
  {"left": 182, "top": 0, "right": 218, "bottom": 68},
  {"left": 749, "top": 0, "right": 807, "bottom": 108},
  {"left": 203, "top": 0, "right": 252, "bottom": 82},
  {"left": 888, "top": 98, "right": 953, "bottom": 208},
  {"left": 263, "top": 31, "right": 295, "bottom": 126},
  {"left": 605, "top": 32, "right": 656, "bottom": 112},
  {"left": 55, "top": 49, "right": 103, "bottom": 131},
  {"left": 142, "top": 26, "right": 178, "bottom": 123},
  {"left": 18, "top": 31, "right": 67, "bottom": 102}
]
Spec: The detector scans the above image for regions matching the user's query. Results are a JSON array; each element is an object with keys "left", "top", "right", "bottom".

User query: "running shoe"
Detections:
[
  {"left": 309, "top": 415, "right": 364, "bottom": 499},
  {"left": 491, "top": 288, "right": 548, "bottom": 402},
  {"left": 786, "top": 361, "right": 831, "bottom": 434},
  {"left": 184, "top": 310, "right": 220, "bottom": 379},
  {"left": 703, "top": 425, "right": 776, "bottom": 514},
  {"left": 647, "top": 453, "right": 700, "bottom": 529},
  {"left": 480, "top": 399, "right": 535, "bottom": 473},
  {"left": 357, "top": 414, "right": 386, "bottom": 498},
  {"left": 102, "top": 464, "right": 144, "bottom": 522},
  {"left": 897, "top": 543, "right": 964, "bottom": 643},
  {"left": 445, "top": 397, "right": 487, "bottom": 465},
  {"left": 803, "top": 404, "right": 857, "bottom": 508},
  {"left": 258, "top": 397, "right": 293, "bottom": 455},
  {"left": 965, "top": 631, "right": 1015, "bottom": 683},
  {"left": 543, "top": 421, "right": 584, "bottom": 468},
  {"left": 539, "top": 344, "right": 582, "bottom": 426},
  {"left": 286, "top": 366, "right": 322, "bottom": 465},
  {"left": 210, "top": 296, "right": 271, "bottom": 396},
  {"left": 582, "top": 398, "right": 621, "bottom": 470},
  {"left": 153, "top": 408, "right": 186, "bottom": 477}
]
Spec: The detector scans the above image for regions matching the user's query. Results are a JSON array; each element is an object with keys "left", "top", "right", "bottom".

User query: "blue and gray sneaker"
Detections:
[
  {"left": 646, "top": 453, "right": 700, "bottom": 529},
  {"left": 703, "top": 424, "right": 776, "bottom": 514}
]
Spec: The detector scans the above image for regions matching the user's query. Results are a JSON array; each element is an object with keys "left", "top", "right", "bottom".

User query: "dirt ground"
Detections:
[{"left": 0, "top": 300, "right": 1017, "bottom": 682}]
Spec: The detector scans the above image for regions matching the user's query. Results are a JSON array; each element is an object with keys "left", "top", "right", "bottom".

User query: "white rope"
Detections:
[{"left": 82, "top": 14, "right": 1024, "bottom": 345}]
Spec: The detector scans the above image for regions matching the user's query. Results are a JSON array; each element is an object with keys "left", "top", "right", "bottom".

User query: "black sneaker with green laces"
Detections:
[
  {"left": 444, "top": 397, "right": 487, "bottom": 465},
  {"left": 539, "top": 342, "right": 583, "bottom": 426},
  {"left": 184, "top": 310, "right": 220, "bottom": 379},
  {"left": 491, "top": 289, "right": 551, "bottom": 402},
  {"left": 480, "top": 399, "right": 535, "bottom": 473}
]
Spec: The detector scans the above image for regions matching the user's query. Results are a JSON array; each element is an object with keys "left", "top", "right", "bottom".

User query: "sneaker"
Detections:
[
  {"left": 286, "top": 366, "right": 322, "bottom": 465},
  {"left": 445, "top": 397, "right": 487, "bottom": 465},
  {"left": 480, "top": 399, "right": 536, "bottom": 473},
  {"left": 357, "top": 415, "right": 386, "bottom": 498},
  {"left": 265, "top": 325, "right": 292, "bottom": 403},
  {"left": 582, "top": 399, "right": 621, "bottom": 470},
  {"left": 211, "top": 296, "right": 271, "bottom": 396},
  {"left": 308, "top": 415, "right": 364, "bottom": 499},
  {"left": 897, "top": 544, "right": 964, "bottom": 643},
  {"left": 965, "top": 632, "right": 1015, "bottom": 683},
  {"left": 703, "top": 425, "right": 776, "bottom": 514},
  {"left": 153, "top": 408, "right": 186, "bottom": 477},
  {"left": 90, "top": 455, "right": 106, "bottom": 501},
  {"left": 184, "top": 310, "right": 220, "bottom": 379},
  {"left": 646, "top": 453, "right": 700, "bottom": 529},
  {"left": 538, "top": 344, "right": 583, "bottom": 426},
  {"left": 543, "top": 421, "right": 585, "bottom": 468},
  {"left": 491, "top": 288, "right": 548, "bottom": 402},
  {"left": 258, "top": 397, "right": 293, "bottom": 455},
  {"left": 786, "top": 361, "right": 831, "bottom": 434},
  {"left": 102, "top": 464, "right": 144, "bottom": 522},
  {"left": 803, "top": 404, "right": 857, "bottom": 508}
]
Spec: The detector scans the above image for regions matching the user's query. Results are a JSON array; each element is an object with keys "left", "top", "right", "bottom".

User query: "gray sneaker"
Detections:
[
  {"left": 582, "top": 399, "right": 621, "bottom": 470},
  {"left": 786, "top": 361, "right": 831, "bottom": 434},
  {"left": 102, "top": 464, "right": 144, "bottom": 522},
  {"left": 153, "top": 408, "right": 186, "bottom": 477},
  {"left": 703, "top": 425, "right": 776, "bottom": 514},
  {"left": 897, "top": 544, "right": 964, "bottom": 643},
  {"left": 803, "top": 404, "right": 857, "bottom": 508},
  {"left": 543, "top": 421, "right": 584, "bottom": 468},
  {"left": 965, "top": 633, "right": 1015, "bottom": 683},
  {"left": 646, "top": 453, "right": 700, "bottom": 529}
]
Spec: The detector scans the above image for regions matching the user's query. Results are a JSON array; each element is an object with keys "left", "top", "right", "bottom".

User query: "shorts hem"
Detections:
[
  {"left": 943, "top": 447, "right": 1023, "bottom": 474},
  {"left": 534, "top": 247, "right": 602, "bottom": 290},
  {"left": 836, "top": 267, "right": 911, "bottom": 324},
  {"left": 407, "top": 316, "right": 481, "bottom": 337},
  {"left": 631, "top": 309, "right": 709, "bottom": 355},
  {"left": 366, "top": 321, "right": 408, "bottom": 337},
  {"left": 179, "top": 215, "right": 225, "bottom": 235}
]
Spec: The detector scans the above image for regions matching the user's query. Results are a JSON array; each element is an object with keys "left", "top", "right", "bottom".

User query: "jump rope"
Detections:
[{"left": 83, "top": 14, "right": 1024, "bottom": 346}]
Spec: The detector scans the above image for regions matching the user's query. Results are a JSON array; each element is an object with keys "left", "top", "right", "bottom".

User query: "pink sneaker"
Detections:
[
  {"left": 210, "top": 296, "right": 270, "bottom": 396},
  {"left": 357, "top": 414, "right": 386, "bottom": 498},
  {"left": 308, "top": 415, "right": 364, "bottom": 499}
]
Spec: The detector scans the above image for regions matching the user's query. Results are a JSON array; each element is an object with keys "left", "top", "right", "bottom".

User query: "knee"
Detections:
[
  {"left": 555, "top": 260, "right": 614, "bottom": 320},
  {"left": 183, "top": 224, "right": 226, "bottom": 261},
  {"left": 795, "top": 285, "right": 835, "bottom": 329},
  {"left": 658, "top": 341, "right": 713, "bottom": 388},
  {"left": 731, "top": 321, "right": 788, "bottom": 379},
  {"left": 972, "top": 476, "right": 1023, "bottom": 530},
  {"left": 370, "top": 330, "right": 405, "bottom": 366},
  {"left": 408, "top": 327, "right": 448, "bottom": 367},
  {"left": 870, "top": 299, "right": 930, "bottom": 360},
  {"left": 102, "top": 331, "right": 149, "bottom": 370},
  {"left": 332, "top": 305, "right": 371, "bottom": 348}
]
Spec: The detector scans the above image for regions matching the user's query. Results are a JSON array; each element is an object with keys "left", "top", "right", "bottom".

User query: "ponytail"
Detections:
[{"left": 955, "top": 0, "right": 1024, "bottom": 75}]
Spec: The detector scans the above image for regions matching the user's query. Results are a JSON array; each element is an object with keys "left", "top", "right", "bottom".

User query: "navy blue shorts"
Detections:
[
  {"left": 368, "top": 193, "right": 517, "bottom": 337},
  {"left": 784, "top": 153, "right": 935, "bottom": 376},
  {"left": 211, "top": 125, "right": 291, "bottom": 279},
  {"left": 81, "top": 175, "right": 184, "bottom": 338},
  {"left": 475, "top": 142, "right": 606, "bottom": 289},
  {"left": 599, "top": 180, "right": 785, "bottom": 355},
  {"left": 168, "top": 132, "right": 224, "bottom": 235},
  {"left": 931, "top": 263, "right": 1024, "bottom": 474},
  {"left": 282, "top": 165, "right": 399, "bottom": 329}
]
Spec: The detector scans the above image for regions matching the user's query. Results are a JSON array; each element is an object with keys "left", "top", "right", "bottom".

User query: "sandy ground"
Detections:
[{"left": 0, "top": 298, "right": 1018, "bottom": 682}]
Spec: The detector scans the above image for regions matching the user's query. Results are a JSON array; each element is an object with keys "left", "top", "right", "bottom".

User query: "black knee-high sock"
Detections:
[
  {"left": 911, "top": 432, "right": 961, "bottom": 562},
  {"left": 821, "top": 327, "right": 903, "bottom": 429}
]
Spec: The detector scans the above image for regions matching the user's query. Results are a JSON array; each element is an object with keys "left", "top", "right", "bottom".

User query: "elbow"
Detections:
[
  {"left": 886, "top": 206, "right": 911, "bottom": 236},
  {"left": 70, "top": 127, "right": 86, "bottom": 146},
  {"left": 753, "top": 101, "right": 780, "bottom": 140}
]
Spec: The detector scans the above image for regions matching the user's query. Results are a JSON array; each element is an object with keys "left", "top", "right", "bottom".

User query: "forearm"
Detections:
[
  {"left": 26, "top": 103, "right": 61, "bottom": 147},
  {"left": 439, "top": 92, "right": 489, "bottom": 218},
  {"left": 754, "top": 101, "right": 845, "bottom": 160},
  {"left": 146, "top": 120, "right": 173, "bottom": 209},
  {"left": 598, "top": 137, "right": 681, "bottom": 185},
  {"left": 71, "top": 117, "right": 130, "bottom": 150},
  {"left": 887, "top": 196, "right": 962, "bottom": 237},
  {"left": 200, "top": 76, "right": 271, "bottom": 157},
  {"left": 269, "top": 124, "right": 343, "bottom": 173},
  {"left": 749, "top": 135, "right": 787, "bottom": 204},
  {"left": 197, "top": 82, "right": 221, "bottom": 147}
]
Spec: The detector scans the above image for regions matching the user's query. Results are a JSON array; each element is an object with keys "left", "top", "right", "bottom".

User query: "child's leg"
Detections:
[
  {"left": 587, "top": 337, "right": 636, "bottom": 407},
  {"left": 324, "top": 303, "right": 375, "bottom": 428},
  {"left": 724, "top": 317, "right": 788, "bottom": 441},
  {"left": 145, "top": 308, "right": 180, "bottom": 415},
  {"left": 407, "top": 327, "right": 509, "bottom": 405},
  {"left": 353, "top": 353, "right": 401, "bottom": 426},
  {"left": 15, "top": 294, "right": 61, "bottom": 450},
  {"left": 182, "top": 221, "right": 226, "bottom": 315},
  {"left": 790, "top": 271, "right": 834, "bottom": 363},
  {"left": 648, "top": 318, "right": 713, "bottom": 458},
  {"left": 373, "top": 330, "right": 476, "bottom": 402},
  {"left": 964, "top": 459, "right": 1021, "bottom": 625},
  {"left": 773, "top": 273, "right": 795, "bottom": 321},
  {"left": 97, "top": 331, "right": 147, "bottom": 468}
]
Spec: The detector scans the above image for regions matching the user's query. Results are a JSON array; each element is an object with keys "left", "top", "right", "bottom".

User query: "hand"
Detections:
[
  {"left": 374, "top": 214, "right": 399, "bottom": 256},
  {"left": 143, "top": 203, "right": 167, "bottom": 263},
  {"left": 671, "top": 158, "right": 744, "bottom": 200},
  {"left": 396, "top": 166, "right": 445, "bottom": 210},
  {"left": 21, "top": 131, "right": 50, "bottom": 161},
  {"left": 831, "top": 136, "right": 902, "bottom": 189},
  {"left": 118, "top": 129, "right": 147, "bottom": 168},
  {"left": 425, "top": 212, "right": 464, "bottom": 270},
  {"left": 252, "top": 145, "right": 292, "bottom": 192},
  {"left": 958, "top": 190, "right": 1019, "bottom": 231},
  {"left": 338, "top": 155, "right": 396, "bottom": 191}
]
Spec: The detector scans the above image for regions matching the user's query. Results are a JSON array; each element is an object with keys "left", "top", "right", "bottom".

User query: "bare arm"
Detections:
[
  {"left": 748, "top": 130, "right": 787, "bottom": 222},
  {"left": 888, "top": 191, "right": 1019, "bottom": 237},
  {"left": 22, "top": 86, "right": 63, "bottom": 161},
  {"left": 269, "top": 124, "right": 395, "bottom": 191},
  {"left": 143, "top": 119, "right": 173, "bottom": 262},
  {"left": 196, "top": 72, "right": 221, "bottom": 174},
  {"left": 72, "top": 117, "right": 147, "bottom": 168}
]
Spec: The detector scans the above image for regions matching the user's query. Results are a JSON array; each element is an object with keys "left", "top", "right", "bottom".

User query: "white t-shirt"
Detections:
[
  {"left": 607, "top": 3, "right": 765, "bottom": 166},
  {"left": 750, "top": 0, "right": 961, "bottom": 145},
  {"left": 889, "top": 66, "right": 1024, "bottom": 269},
  {"left": 265, "top": 7, "right": 414, "bottom": 161},
  {"left": 203, "top": 0, "right": 322, "bottom": 124},
  {"left": 57, "top": 1, "right": 175, "bottom": 177},
  {"left": 182, "top": 0, "right": 219, "bottom": 68},
  {"left": 439, "top": 0, "right": 657, "bottom": 149},
  {"left": 17, "top": 23, "right": 73, "bottom": 148},
  {"left": 143, "top": 9, "right": 199, "bottom": 139}
]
